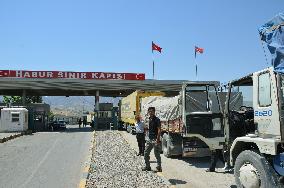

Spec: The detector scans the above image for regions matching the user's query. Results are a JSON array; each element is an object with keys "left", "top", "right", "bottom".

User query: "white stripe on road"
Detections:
[{"left": 20, "top": 138, "right": 59, "bottom": 188}]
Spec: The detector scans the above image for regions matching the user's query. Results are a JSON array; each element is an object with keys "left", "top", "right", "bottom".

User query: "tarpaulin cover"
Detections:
[
  {"left": 140, "top": 95, "right": 181, "bottom": 123},
  {"left": 140, "top": 92, "right": 220, "bottom": 123},
  {"left": 259, "top": 13, "right": 284, "bottom": 72}
]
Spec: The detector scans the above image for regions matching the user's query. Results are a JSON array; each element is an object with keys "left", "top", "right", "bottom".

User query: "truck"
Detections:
[
  {"left": 120, "top": 90, "right": 165, "bottom": 134},
  {"left": 140, "top": 81, "right": 225, "bottom": 157},
  {"left": 222, "top": 13, "right": 284, "bottom": 187},
  {"left": 94, "top": 103, "right": 118, "bottom": 130},
  {"left": 223, "top": 67, "right": 284, "bottom": 187}
]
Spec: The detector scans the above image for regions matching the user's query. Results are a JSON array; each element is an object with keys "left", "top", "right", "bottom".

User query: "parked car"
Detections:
[{"left": 49, "top": 120, "right": 67, "bottom": 131}]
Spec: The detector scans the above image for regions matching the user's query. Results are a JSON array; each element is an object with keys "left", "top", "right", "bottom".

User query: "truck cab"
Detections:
[
  {"left": 224, "top": 67, "right": 284, "bottom": 187},
  {"left": 181, "top": 81, "right": 225, "bottom": 155},
  {"left": 152, "top": 81, "right": 226, "bottom": 158}
]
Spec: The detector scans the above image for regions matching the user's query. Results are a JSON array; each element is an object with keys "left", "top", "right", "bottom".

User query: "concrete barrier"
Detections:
[{"left": 0, "top": 130, "right": 33, "bottom": 144}]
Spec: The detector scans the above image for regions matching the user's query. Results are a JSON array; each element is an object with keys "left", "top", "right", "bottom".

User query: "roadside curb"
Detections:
[
  {"left": 0, "top": 130, "right": 33, "bottom": 143},
  {"left": 119, "top": 131, "right": 175, "bottom": 188},
  {"left": 78, "top": 129, "right": 96, "bottom": 188}
]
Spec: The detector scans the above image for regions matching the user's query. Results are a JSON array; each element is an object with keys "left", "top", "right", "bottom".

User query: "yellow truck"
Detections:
[{"left": 120, "top": 90, "right": 165, "bottom": 134}]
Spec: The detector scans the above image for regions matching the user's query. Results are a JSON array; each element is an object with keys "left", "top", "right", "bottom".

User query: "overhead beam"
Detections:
[{"left": 0, "top": 78, "right": 186, "bottom": 97}]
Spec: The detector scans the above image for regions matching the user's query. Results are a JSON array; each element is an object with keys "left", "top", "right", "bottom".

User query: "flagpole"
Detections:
[
  {"left": 153, "top": 60, "right": 155, "bottom": 79},
  {"left": 195, "top": 46, "right": 198, "bottom": 81},
  {"left": 152, "top": 41, "right": 155, "bottom": 79},
  {"left": 195, "top": 60, "right": 198, "bottom": 81}
]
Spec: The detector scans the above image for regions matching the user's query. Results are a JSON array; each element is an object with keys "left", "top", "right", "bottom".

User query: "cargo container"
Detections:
[{"left": 120, "top": 90, "right": 165, "bottom": 134}]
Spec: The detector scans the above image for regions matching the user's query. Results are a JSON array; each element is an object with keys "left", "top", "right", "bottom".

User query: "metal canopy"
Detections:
[{"left": 0, "top": 78, "right": 188, "bottom": 97}]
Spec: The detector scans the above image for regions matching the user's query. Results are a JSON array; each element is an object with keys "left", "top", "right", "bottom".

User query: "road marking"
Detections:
[
  {"left": 157, "top": 172, "right": 164, "bottom": 177},
  {"left": 83, "top": 166, "right": 89, "bottom": 173},
  {"left": 20, "top": 138, "right": 59, "bottom": 188},
  {"left": 78, "top": 130, "right": 96, "bottom": 188},
  {"left": 79, "top": 179, "right": 87, "bottom": 188}
]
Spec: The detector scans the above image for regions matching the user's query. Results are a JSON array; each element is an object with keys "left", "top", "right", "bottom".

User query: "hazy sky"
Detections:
[{"left": 0, "top": 0, "right": 283, "bottom": 82}]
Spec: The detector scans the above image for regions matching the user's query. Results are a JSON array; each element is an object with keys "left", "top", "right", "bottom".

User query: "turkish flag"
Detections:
[
  {"left": 152, "top": 42, "right": 162, "bottom": 53},
  {"left": 195, "top": 46, "right": 204, "bottom": 54},
  {"left": 195, "top": 46, "right": 204, "bottom": 58}
]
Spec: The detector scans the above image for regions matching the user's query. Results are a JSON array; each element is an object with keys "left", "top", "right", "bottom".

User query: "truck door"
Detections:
[{"left": 254, "top": 71, "right": 281, "bottom": 137}]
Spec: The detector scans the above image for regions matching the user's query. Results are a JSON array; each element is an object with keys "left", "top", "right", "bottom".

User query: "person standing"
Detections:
[
  {"left": 78, "top": 118, "right": 82, "bottom": 129},
  {"left": 83, "top": 118, "right": 87, "bottom": 127},
  {"left": 206, "top": 149, "right": 232, "bottom": 173},
  {"left": 135, "top": 115, "right": 145, "bottom": 156},
  {"left": 142, "top": 107, "right": 162, "bottom": 172}
]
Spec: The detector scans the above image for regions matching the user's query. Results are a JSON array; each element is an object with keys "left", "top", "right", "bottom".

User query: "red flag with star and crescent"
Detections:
[
  {"left": 152, "top": 42, "right": 162, "bottom": 53},
  {"left": 195, "top": 46, "right": 204, "bottom": 58}
]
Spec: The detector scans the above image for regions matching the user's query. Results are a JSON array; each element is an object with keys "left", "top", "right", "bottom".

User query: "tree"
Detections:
[
  {"left": 26, "top": 96, "right": 42, "bottom": 103},
  {"left": 3, "top": 96, "right": 42, "bottom": 105},
  {"left": 48, "top": 111, "right": 55, "bottom": 122},
  {"left": 3, "top": 96, "right": 22, "bottom": 104}
]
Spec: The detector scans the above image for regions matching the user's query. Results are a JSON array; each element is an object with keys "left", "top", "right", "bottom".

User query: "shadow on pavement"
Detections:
[
  {"left": 175, "top": 156, "right": 211, "bottom": 168},
  {"left": 174, "top": 156, "right": 226, "bottom": 169},
  {"left": 168, "top": 179, "right": 187, "bottom": 185},
  {"left": 63, "top": 126, "right": 93, "bottom": 133},
  {"left": 41, "top": 126, "right": 94, "bottom": 133}
]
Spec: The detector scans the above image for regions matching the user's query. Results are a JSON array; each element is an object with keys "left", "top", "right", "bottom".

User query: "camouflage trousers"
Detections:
[{"left": 144, "top": 139, "right": 162, "bottom": 168}]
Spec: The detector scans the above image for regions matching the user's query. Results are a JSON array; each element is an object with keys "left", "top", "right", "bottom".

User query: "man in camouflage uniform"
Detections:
[{"left": 142, "top": 107, "right": 162, "bottom": 172}]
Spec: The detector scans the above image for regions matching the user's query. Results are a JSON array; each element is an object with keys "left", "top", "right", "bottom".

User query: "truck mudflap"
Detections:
[{"left": 273, "top": 153, "right": 284, "bottom": 176}]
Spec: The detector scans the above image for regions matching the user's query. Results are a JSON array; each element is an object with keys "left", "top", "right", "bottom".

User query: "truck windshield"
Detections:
[
  {"left": 185, "top": 85, "right": 220, "bottom": 113},
  {"left": 229, "top": 84, "right": 253, "bottom": 111}
]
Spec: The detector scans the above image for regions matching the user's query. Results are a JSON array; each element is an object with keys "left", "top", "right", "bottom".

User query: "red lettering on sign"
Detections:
[{"left": 0, "top": 70, "right": 145, "bottom": 80}]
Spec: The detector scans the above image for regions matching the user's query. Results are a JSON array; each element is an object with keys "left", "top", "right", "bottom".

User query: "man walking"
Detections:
[
  {"left": 83, "top": 118, "right": 87, "bottom": 127},
  {"left": 135, "top": 115, "right": 145, "bottom": 156},
  {"left": 142, "top": 107, "right": 162, "bottom": 172},
  {"left": 78, "top": 118, "right": 82, "bottom": 129}
]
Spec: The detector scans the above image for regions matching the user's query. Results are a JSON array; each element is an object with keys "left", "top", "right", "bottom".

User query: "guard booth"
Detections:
[
  {"left": 27, "top": 103, "right": 50, "bottom": 131},
  {"left": 0, "top": 108, "right": 28, "bottom": 132},
  {"left": 94, "top": 103, "right": 118, "bottom": 130}
]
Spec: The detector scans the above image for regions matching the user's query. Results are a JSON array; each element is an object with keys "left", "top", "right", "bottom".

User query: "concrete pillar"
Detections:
[
  {"left": 95, "top": 90, "right": 100, "bottom": 111},
  {"left": 22, "top": 90, "right": 26, "bottom": 106},
  {"left": 94, "top": 90, "right": 100, "bottom": 130}
]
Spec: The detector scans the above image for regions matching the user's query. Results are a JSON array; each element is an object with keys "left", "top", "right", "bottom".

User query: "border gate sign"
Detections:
[{"left": 0, "top": 70, "right": 145, "bottom": 80}]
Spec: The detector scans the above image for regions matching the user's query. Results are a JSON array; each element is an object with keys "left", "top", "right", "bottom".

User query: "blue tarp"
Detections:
[{"left": 259, "top": 13, "right": 284, "bottom": 72}]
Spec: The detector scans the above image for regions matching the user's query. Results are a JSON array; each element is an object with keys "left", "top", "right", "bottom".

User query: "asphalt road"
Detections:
[
  {"left": 0, "top": 125, "right": 93, "bottom": 188},
  {"left": 121, "top": 131, "right": 236, "bottom": 188}
]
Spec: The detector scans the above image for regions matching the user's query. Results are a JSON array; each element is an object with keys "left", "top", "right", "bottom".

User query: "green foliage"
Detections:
[
  {"left": 3, "top": 96, "right": 42, "bottom": 105},
  {"left": 3, "top": 96, "right": 22, "bottom": 104},
  {"left": 48, "top": 111, "right": 55, "bottom": 121},
  {"left": 26, "top": 96, "right": 43, "bottom": 103}
]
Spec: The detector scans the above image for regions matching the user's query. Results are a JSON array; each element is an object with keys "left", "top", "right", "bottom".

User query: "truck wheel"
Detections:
[
  {"left": 162, "top": 134, "right": 171, "bottom": 158},
  {"left": 234, "top": 150, "right": 280, "bottom": 188}
]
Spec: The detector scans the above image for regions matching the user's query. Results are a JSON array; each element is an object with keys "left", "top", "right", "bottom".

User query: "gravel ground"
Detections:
[{"left": 86, "top": 130, "right": 169, "bottom": 188}]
